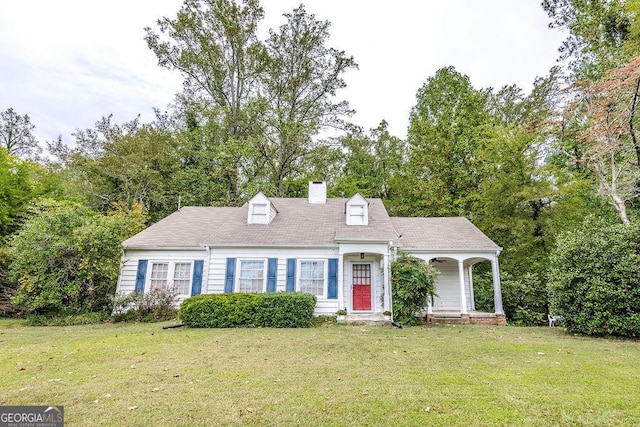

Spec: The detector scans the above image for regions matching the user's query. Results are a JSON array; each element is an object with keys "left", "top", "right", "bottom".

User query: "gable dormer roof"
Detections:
[
  {"left": 345, "top": 193, "right": 369, "bottom": 226},
  {"left": 247, "top": 192, "right": 277, "bottom": 225}
]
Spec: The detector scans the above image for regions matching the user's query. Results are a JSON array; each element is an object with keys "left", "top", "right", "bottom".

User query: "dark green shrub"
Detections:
[
  {"left": 391, "top": 252, "right": 439, "bottom": 325},
  {"left": 259, "top": 292, "right": 316, "bottom": 327},
  {"left": 180, "top": 292, "right": 316, "bottom": 328},
  {"left": 548, "top": 217, "right": 640, "bottom": 337},
  {"left": 10, "top": 200, "right": 145, "bottom": 316}
]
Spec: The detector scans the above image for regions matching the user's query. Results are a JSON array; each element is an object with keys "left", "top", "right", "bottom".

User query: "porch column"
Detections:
[
  {"left": 467, "top": 265, "right": 475, "bottom": 311},
  {"left": 458, "top": 259, "right": 468, "bottom": 314},
  {"left": 338, "top": 255, "right": 345, "bottom": 311},
  {"left": 491, "top": 257, "right": 504, "bottom": 315},
  {"left": 382, "top": 253, "right": 390, "bottom": 312}
]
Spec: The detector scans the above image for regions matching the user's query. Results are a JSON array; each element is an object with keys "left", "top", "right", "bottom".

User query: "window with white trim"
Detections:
[
  {"left": 349, "top": 205, "right": 366, "bottom": 225},
  {"left": 238, "top": 260, "right": 265, "bottom": 293},
  {"left": 149, "top": 262, "right": 192, "bottom": 295},
  {"left": 150, "top": 263, "right": 169, "bottom": 289},
  {"left": 299, "top": 260, "right": 326, "bottom": 296},
  {"left": 172, "top": 262, "right": 192, "bottom": 295}
]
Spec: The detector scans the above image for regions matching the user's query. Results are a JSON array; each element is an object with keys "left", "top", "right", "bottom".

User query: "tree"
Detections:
[
  {"left": 542, "top": 0, "right": 634, "bottom": 80},
  {"left": 0, "top": 108, "right": 41, "bottom": 159},
  {"left": 561, "top": 57, "right": 640, "bottom": 225},
  {"left": 10, "top": 201, "right": 146, "bottom": 316},
  {"left": 259, "top": 5, "right": 357, "bottom": 196},
  {"left": 335, "top": 121, "right": 405, "bottom": 200},
  {"left": 49, "top": 116, "right": 180, "bottom": 222},
  {"left": 145, "top": 0, "right": 265, "bottom": 204},
  {"left": 405, "top": 67, "right": 492, "bottom": 217}
]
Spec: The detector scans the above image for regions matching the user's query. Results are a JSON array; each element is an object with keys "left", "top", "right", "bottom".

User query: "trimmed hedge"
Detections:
[{"left": 180, "top": 292, "right": 317, "bottom": 328}]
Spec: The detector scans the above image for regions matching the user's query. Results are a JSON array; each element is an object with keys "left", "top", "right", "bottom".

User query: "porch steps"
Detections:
[
  {"left": 341, "top": 314, "right": 391, "bottom": 326},
  {"left": 428, "top": 315, "right": 470, "bottom": 325},
  {"left": 426, "top": 311, "right": 507, "bottom": 326}
]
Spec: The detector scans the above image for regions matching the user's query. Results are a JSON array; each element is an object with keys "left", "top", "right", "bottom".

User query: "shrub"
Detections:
[
  {"left": 391, "top": 252, "right": 438, "bottom": 325},
  {"left": 548, "top": 217, "right": 640, "bottom": 337},
  {"left": 10, "top": 200, "right": 145, "bottom": 316},
  {"left": 259, "top": 292, "right": 316, "bottom": 327},
  {"left": 112, "top": 286, "right": 179, "bottom": 322},
  {"left": 180, "top": 292, "right": 316, "bottom": 328}
]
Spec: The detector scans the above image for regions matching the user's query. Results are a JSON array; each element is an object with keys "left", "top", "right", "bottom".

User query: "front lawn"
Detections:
[{"left": 1, "top": 320, "right": 638, "bottom": 426}]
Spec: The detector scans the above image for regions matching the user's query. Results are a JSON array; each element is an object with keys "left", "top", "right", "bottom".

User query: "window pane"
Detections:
[
  {"left": 300, "top": 261, "right": 324, "bottom": 296},
  {"left": 173, "top": 262, "right": 192, "bottom": 295},
  {"left": 239, "top": 260, "right": 264, "bottom": 293},
  {"left": 150, "top": 263, "right": 169, "bottom": 289},
  {"left": 252, "top": 204, "right": 267, "bottom": 215}
]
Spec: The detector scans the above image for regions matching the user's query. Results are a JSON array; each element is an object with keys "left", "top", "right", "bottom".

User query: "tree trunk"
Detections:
[{"left": 612, "top": 193, "right": 631, "bottom": 226}]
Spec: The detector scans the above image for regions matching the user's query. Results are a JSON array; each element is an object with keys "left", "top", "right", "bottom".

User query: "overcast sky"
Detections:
[{"left": 0, "top": 1, "right": 566, "bottom": 146}]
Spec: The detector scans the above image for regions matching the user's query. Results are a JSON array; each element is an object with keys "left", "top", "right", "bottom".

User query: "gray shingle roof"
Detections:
[
  {"left": 122, "top": 198, "right": 499, "bottom": 251},
  {"left": 391, "top": 217, "right": 500, "bottom": 250}
]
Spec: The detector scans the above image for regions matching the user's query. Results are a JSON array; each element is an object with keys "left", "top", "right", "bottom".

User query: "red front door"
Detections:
[{"left": 352, "top": 264, "right": 372, "bottom": 311}]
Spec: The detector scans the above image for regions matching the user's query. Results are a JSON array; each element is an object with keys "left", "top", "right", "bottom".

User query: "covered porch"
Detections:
[{"left": 421, "top": 253, "right": 505, "bottom": 325}]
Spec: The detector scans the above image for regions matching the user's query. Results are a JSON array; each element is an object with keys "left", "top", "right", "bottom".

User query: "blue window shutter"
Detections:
[
  {"left": 191, "top": 260, "right": 204, "bottom": 296},
  {"left": 267, "top": 258, "right": 277, "bottom": 292},
  {"left": 328, "top": 258, "right": 338, "bottom": 299},
  {"left": 286, "top": 258, "right": 296, "bottom": 291},
  {"left": 135, "top": 260, "right": 148, "bottom": 293},
  {"left": 224, "top": 258, "right": 236, "bottom": 293}
]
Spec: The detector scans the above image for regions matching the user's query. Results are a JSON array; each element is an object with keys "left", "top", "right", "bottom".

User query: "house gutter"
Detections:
[
  {"left": 123, "top": 246, "right": 206, "bottom": 251},
  {"left": 199, "top": 243, "right": 338, "bottom": 249}
]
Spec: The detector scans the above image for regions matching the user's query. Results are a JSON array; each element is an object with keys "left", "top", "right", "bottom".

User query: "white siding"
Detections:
[
  {"left": 431, "top": 259, "right": 473, "bottom": 311},
  {"left": 117, "top": 249, "right": 208, "bottom": 304},
  {"left": 206, "top": 246, "right": 340, "bottom": 315}
]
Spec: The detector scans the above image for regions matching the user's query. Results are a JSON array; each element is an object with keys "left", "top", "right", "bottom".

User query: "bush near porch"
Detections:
[{"left": 391, "top": 252, "right": 438, "bottom": 325}]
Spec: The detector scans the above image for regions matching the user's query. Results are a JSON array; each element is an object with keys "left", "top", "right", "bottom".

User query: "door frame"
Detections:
[{"left": 350, "top": 260, "right": 374, "bottom": 312}]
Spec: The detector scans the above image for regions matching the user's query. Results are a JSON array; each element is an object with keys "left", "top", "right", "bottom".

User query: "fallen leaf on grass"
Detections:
[
  {"left": 104, "top": 394, "right": 111, "bottom": 398},
  {"left": 128, "top": 406, "right": 137, "bottom": 411},
  {"left": 424, "top": 407, "right": 431, "bottom": 412},
  {"left": 537, "top": 352, "right": 545, "bottom": 355},
  {"left": 152, "top": 387, "right": 160, "bottom": 392}
]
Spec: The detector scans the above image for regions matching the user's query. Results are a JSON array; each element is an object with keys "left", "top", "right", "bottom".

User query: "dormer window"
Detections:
[
  {"left": 252, "top": 203, "right": 267, "bottom": 217},
  {"left": 247, "top": 192, "right": 277, "bottom": 224},
  {"left": 345, "top": 193, "right": 369, "bottom": 226},
  {"left": 349, "top": 205, "right": 365, "bottom": 224}
]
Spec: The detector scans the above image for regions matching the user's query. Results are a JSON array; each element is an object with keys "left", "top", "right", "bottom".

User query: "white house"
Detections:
[{"left": 116, "top": 182, "right": 505, "bottom": 324}]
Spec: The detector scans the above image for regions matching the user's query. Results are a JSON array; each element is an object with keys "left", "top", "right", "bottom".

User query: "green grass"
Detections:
[{"left": 1, "top": 320, "right": 639, "bottom": 426}]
